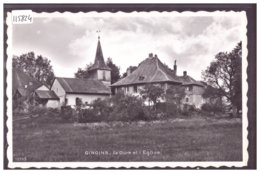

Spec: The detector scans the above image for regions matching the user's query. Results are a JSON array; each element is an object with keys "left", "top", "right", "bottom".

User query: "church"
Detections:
[{"left": 50, "top": 36, "right": 111, "bottom": 107}]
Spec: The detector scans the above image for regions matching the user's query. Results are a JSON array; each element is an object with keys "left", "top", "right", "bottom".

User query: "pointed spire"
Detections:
[{"left": 88, "top": 35, "right": 111, "bottom": 71}]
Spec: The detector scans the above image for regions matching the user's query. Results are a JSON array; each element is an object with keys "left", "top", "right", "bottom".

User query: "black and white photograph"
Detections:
[{"left": 3, "top": 3, "right": 256, "bottom": 169}]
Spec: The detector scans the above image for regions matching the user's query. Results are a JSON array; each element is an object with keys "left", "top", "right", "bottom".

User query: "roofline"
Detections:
[
  {"left": 182, "top": 83, "right": 204, "bottom": 87},
  {"left": 66, "top": 92, "right": 111, "bottom": 95},
  {"left": 111, "top": 80, "right": 182, "bottom": 87}
]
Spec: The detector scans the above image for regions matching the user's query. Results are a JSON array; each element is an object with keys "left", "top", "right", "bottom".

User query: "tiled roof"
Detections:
[
  {"left": 13, "top": 68, "right": 43, "bottom": 96},
  {"left": 88, "top": 39, "right": 111, "bottom": 71},
  {"left": 112, "top": 55, "right": 203, "bottom": 87},
  {"left": 178, "top": 76, "right": 204, "bottom": 87},
  {"left": 56, "top": 77, "right": 111, "bottom": 95},
  {"left": 111, "top": 56, "right": 181, "bottom": 87},
  {"left": 35, "top": 90, "right": 59, "bottom": 100}
]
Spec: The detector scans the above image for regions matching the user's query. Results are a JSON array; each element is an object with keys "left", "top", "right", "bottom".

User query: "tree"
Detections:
[
  {"left": 122, "top": 66, "right": 137, "bottom": 78},
  {"left": 166, "top": 85, "right": 186, "bottom": 105},
  {"left": 13, "top": 52, "right": 55, "bottom": 87},
  {"left": 74, "top": 63, "right": 93, "bottom": 79},
  {"left": 140, "top": 84, "right": 165, "bottom": 110},
  {"left": 106, "top": 57, "right": 121, "bottom": 84},
  {"left": 75, "top": 58, "right": 121, "bottom": 84},
  {"left": 202, "top": 42, "right": 242, "bottom": 116}
]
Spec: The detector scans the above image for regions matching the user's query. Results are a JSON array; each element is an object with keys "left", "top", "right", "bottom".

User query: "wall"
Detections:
[
  {"left": 51, "top": 79, "right": 66, "bottom": 106},
  {"left": 183, "top": 85, "right": 205, "bottom": 108},
  {"left": 36, "top": 85, "right": 49, "bottom": 91},
  {"left": 97, "top": 70, "right": 111, "bottom": 81},
  {"left": 66, "top": 93, "right": 109, "bottom": 107},
  {"left": 46, "top": 100, "right": 60, "bottom": 108}
]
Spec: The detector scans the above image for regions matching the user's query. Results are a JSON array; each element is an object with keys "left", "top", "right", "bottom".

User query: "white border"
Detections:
[{"left": 6, "top": 10, "right": 248, "bottom": 169}]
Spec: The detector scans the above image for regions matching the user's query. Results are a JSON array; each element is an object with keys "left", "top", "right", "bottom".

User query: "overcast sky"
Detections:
[{"left": 12, "top": 12, "right": 245, "bottom": 80}]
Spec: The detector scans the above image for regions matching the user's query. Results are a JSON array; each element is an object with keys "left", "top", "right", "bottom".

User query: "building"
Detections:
[
  {"left": 12, "top": 68, "right": 59, "bottom": 110},
  {"left": 111, "top": 53, "right": 205, "bottom": 108},
  {"left": 50, "top": 77, "right": 111, "bottom": 107},
  {"left": 50, "top": 36, "right": 111, "bottom": 107}
]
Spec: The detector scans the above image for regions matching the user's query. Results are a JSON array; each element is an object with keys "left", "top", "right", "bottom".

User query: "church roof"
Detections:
[
  {"left": 56, "top": 77, "right": 111, "bottom": 95},
  {"left": 111, "top": 55, "right": 182, "bottom": 87},
  {"left": 35, "top": 90, "right": 59, "bottom": 100},
  {"left": 88, "top": 38, "right": 111, "bottom": 71},
  {"left": 13, "top": 68, "right": 43, "bottom": 96}
]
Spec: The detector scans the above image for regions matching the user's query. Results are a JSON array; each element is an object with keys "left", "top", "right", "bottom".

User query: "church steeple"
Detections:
[
  {"left": 87, "top": 35, "right": 111, "bottom": 88},
  {"left": 88, "top": 36, "right": 111, "bottom": 71}
]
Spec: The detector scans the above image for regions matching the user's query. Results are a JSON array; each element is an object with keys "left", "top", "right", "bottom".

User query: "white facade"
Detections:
[
  {"left": 66, "top": 94, "right": 108, "bottom": 107},
  {"left": 46, "top": 100, "right": 60, "bottom": 108},
  {"left": 51, "top": 79, "right": 66, "bottom": 106},
  {"left": 51, "top": 78, "right": 109, "bottom": 108},
  {"left": 36, "top": 85, "right": 49, "bottom": 91}
]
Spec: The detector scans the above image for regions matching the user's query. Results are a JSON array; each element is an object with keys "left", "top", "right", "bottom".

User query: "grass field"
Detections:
[{"left": 13, "top": 115, "right": 242, "bottom": 162}]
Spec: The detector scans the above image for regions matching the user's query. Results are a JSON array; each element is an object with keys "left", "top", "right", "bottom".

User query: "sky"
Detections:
[{"left": 12, "top": 12, "right": 245, "bottom": 80}]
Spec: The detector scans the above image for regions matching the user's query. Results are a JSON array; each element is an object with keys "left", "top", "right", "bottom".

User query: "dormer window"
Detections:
[{"left": 139, "top": 75, "right": 145, "bottom": 81}]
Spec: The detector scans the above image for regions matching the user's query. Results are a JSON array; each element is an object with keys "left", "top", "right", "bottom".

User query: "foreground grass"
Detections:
[{"left": 13, "top": 115, "right": 242, "bottom": 162}]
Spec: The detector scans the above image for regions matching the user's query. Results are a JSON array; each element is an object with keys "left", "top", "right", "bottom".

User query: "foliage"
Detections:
[
  {"left": 165, "top": 85, "right": 185, "bottom": 108},
  {"left": 13, "top": 52, "right": 55, "bottom": 87},
  {"left": 201, "top": 101, "right": 224, "bottom": 116},
  {"left": 74, "top": 63, "right": 93, "bottom": 79},
  {"left": 140, "top": 84, "right": 165, "bottom": 109},
  {"left": 122, "top": 66, "right": 137, "bottom": 78},
  {"left": 60, "top": 106, "right": 73, "bottom": 120},
  {"left": 202, "top": 42, "right": 242, "bottom": 115},
  {"left": 109, "top": 91, "right": 151, "bottom": 121},
  {"left": 106, "top": 57, "right": 121, "bottom": 84}
]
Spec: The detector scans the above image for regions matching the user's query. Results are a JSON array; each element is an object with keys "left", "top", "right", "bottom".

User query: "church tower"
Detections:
[{"left": 87, "top": 36, "right": 111, "bottom": 87}]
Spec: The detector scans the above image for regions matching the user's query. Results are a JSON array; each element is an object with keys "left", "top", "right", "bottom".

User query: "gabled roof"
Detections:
[
  {"left": 56, "top": 77, "right": 111, "bottom": 95},
  {"left": 13, "top": 68, "right": 43, "bottom": 95},
  {"left": 88, "top": 38, "right": 111, "bottom": 71},
  {"left": 35, "top": 90, "right": 59, "bottom": 100},
  {"left": 112, "top": 56, "right": 181, "bottom": 87}
]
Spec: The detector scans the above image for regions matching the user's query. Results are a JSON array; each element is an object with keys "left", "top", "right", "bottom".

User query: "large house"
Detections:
[
  {"left": 50, "top": 37, "right": 111, "bottom": 107},
  {"left": 111, "top": 53, "right": 205, "bottom": 108}
]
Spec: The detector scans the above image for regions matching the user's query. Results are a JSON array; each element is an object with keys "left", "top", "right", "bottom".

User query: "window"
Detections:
[
  {"left": 64, "top": 98, "right": 68, "bottom": 106},
  {"left": 189, "top": 86, "right": 193, "bottom": 91},
  {"left": 133, "top": 85, "right": 138, "bottom": 93},
  {"left": 126, "top": 87, "right": 129, "bottom": 92},
  {"left": 186, "top": 97, "right": 189, "bottom": 102},
  {"left": 75, "top": 97, "right": 82, "bottom": 106},
  {"left": 103, "top": 71, "right": 106, "bottom": 80},
  {"left": 138, "top": 75, "right": 145, "bottom": 81}
]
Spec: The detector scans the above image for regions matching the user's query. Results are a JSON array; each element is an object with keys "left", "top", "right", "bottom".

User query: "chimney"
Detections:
[
  {"left": 149, "top": 53, "right": 153, "bottom": 58},
  {"left": 173, "top": 60, "right": 177, "bottom": 75},
  {"left": 183, "top": 71, "right": 187, "bottom": 77}
]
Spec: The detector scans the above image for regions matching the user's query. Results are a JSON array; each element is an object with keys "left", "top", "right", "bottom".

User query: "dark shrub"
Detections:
[
  {"left": 181, "top": 104, "right": 196, "bottom": 116},
  {"left": 156, "top": 102, "right": 178, "bottom": 118},
  {"left": 77, "top": 98, "right": 112, "bottom": 123},
  {"left": 28, "top": 106, "right": 49, "bottom": 115},
  {"left": 109, "top": 92, "right": 152, "bottom": 122},
  {"left": 60, "top": 106, "right": 73, "bottom": 120},
  {"left": 201, "top": 102, "right": 224, "bottom": 116}
]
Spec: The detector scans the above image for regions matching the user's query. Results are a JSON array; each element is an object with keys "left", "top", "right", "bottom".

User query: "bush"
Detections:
[
  {"left": 109, "top": 92, "right": 153, "bottom": 122},
  {"left": 156, "top": 102, "right": 179, "bottom": 118},
  {"left": 180, "top": 104, "right": 196, "bottom": 116},
  {"left": 60, "top": 106, "right": 73, "bottom": 120},
  {"left": 201, "top": 102, "right": 224, "bottom": 115}
]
